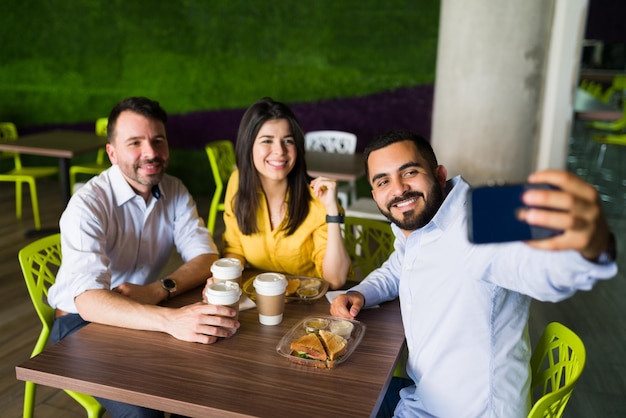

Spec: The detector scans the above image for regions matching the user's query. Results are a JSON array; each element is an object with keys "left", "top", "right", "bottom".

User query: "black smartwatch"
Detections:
[
  {"left": 161, "top": 278, "right": 177, "bottom": 300},
  {"left": 326, "top": 214, "right": 345, "bottom": 224}
]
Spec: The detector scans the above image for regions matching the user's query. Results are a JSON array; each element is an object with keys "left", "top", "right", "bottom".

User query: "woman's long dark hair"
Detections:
[{"left": 234, "top": 97, "right": 312, "bottom": 235}]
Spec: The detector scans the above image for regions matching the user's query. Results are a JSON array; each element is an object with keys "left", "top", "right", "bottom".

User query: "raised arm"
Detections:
[
  {"left": 520, "top": 169, "right": 615, "bottom": 262},
  {"left": 310, "top": 176, "right": 351, "bottom": 289}
]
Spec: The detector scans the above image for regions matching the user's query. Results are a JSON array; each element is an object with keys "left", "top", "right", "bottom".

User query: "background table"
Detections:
[
  {"left": 574, "top": 88, "right": 623, "bottom": 121},
  {"left": 16, "top": 282, "right": 405, "bottom": 417},
  {"left": 0, "top": 130, "right": 107, "bottom": 203},
  {"left": 305, "top": 150, "right": 365, "bottom": 182},
  {"left": 306, "top": 150, "right": 365, "bottom": 205}
]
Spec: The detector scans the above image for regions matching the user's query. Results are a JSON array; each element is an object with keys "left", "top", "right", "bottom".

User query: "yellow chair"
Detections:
[
  {"left": 205, "top": 140, "right": 236, "bottom": 235},
  {"left": 527, "top": 322, "right": 586, "bottom": 418},
  {"left": 0, "top": 122, "right": 59, "bottom": 230},
  {"left": 69, "top": 117, "right": 110, "bottom": 193},
  {"left": 18, "top": 233, "right": 105, "bottom": 418}
]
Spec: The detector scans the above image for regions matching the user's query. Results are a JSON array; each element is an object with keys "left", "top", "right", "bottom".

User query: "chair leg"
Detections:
[
  {"left": 23, "top": 381, "right": 36, "bottom": 418},
  {"left": 15, "top": 180, "right": 23, "bottom": 220},
  {"left": 27, "top": 179, "right": 41, "bottom": 230}
]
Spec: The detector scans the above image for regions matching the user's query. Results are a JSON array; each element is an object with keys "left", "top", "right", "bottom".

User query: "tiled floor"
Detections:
[{"left": 527, "top": 119, "right": 626, "bottom": 417}]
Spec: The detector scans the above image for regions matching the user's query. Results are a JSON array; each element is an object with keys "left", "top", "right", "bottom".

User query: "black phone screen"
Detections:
[{"left": 467, "top": 184, "right": 564, "bottom": 244}]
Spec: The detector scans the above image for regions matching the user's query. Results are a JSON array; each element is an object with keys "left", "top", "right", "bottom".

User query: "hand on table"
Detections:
[
  {"left": 330, "top": 291, "right": 365, "bottom": 319},
  {"left": 165, "top": 302, "right": 240, "bottom": 344}
]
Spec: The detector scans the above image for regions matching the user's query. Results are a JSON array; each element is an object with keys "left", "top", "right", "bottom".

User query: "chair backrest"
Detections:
[
  {"left": 305, "top": 130, "right": 357, "bottom": 154},
  {"left": 205, "top": 140, "right": 236, "bottom": 233},
  {"left": 17, "top": 233, "right": 62, "bottom": 356},
  {"left": 0, "top": 121, "right": 23, "bottom": 168},
  {"left": 0, "top": 121, "right": 18, "bottom": 140},
  {"left": 94, "top": 118, "right": 108, "bottom": 164},
  {"left": 343, "top": 216, "right": 395, "bottom": 281},
  {"left": 95, "top": 117, "right": 108, "bottom": 137},
  {"left": 205, "top": 140, "right": 236, "bottom": 193},
  {"left": 527, "top": 322, "right": 586, "bottom": 418}
]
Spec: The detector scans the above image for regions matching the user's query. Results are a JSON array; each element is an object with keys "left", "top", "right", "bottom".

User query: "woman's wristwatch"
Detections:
[{"left": 326, "top": 214, "right": 345, "bottom": 223}]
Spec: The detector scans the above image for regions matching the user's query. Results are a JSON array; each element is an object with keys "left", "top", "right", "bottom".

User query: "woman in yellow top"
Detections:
[{"left": 221, "top": 97, "right": 350, "bottom": 289}]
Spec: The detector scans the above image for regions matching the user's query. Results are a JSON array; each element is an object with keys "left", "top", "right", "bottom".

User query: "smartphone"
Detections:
[{"left": 467, "top": 183, "right": 564, "bottom": 244}]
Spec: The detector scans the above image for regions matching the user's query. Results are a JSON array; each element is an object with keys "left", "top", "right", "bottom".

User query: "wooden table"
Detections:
[
  {"left": 305, "top": 150, "right": 365, "bottom": 182},
  {"left": 16, "top": 279, "right": 405, "bottom": 417},
  {"left": 0, "top": 130, "right": 107, "bottom": 203},
  {"left": 306, "top": 151, "right": 365, "bottom": 204}
]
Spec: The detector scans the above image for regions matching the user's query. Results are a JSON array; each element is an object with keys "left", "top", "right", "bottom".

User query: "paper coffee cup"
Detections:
[
  {"left": 205, "top": 281, "right": 242, "bottom": 332},
  {"left": 253, "top": 272, "right": 287, "bottom": 326},
  {"left": 211, "top": 258, "right": 243, "bottom": 285}
]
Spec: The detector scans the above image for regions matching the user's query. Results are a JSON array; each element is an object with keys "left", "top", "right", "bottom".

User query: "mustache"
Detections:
[
  {"left": 387, "top": 191, "right": 424, "bottom": 210},
  {"left": 137, "top": 157, "right": 165, "bottom": 166}
]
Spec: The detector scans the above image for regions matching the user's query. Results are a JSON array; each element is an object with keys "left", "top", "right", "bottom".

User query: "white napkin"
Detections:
[
  {"left": 325, "top": 290, "right": 379, "bottom": 309},
  {"left": 239, "top": 294, "right": 256, "bottom": 311}
]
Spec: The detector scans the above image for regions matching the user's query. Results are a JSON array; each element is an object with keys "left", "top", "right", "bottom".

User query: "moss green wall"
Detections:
[
  {"left": 2, "top": 0, "right": 439, "bottom": 197},
  {"left": 1, "top": 0, "right": 439, "bottom": 127}
]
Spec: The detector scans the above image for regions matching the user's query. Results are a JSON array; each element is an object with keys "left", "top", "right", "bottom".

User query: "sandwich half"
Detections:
[
  {"left": 290, "top": 333, "right": 327, "bottom": 361},
  {"left": 319, "top": 330, "right": 348, "bottom": 361}
]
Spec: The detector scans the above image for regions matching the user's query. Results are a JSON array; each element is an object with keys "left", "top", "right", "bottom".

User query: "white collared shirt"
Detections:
[
  {"left": 48, "top": 165, "right": 218, "bottom": 313},
  {"left": 352, "top": 176, "right": 617, "bottom": 417}
]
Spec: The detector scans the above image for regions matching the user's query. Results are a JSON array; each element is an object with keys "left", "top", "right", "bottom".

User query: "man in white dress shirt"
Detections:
[
  {"left": 331, "top": 130, "right": 617, "bottom": 417},
  {"left": 48, "top": 97, "right": 238, "bottom": 418}
]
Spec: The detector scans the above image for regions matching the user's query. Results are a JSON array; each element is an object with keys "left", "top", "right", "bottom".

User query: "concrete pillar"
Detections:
[{"left": 431, "top": 0, "right": 588, "bottom": 185}]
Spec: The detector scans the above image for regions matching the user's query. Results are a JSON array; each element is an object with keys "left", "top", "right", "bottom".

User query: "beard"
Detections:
[
  {"left": 128, "top": 157, "right": 167, "bottom": 187},
  {"left": 379, "top": 183, "right": 444, "bottom": 231}
]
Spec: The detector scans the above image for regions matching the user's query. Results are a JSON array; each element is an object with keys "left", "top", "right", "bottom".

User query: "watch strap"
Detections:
[{"left": 326, "top": 214, "right": 345, "bottom": 224}]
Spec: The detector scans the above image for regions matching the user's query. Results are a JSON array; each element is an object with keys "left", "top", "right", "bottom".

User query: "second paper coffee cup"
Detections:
[{"left": 253, "top": 272, "right": 287, "bottom": 326}]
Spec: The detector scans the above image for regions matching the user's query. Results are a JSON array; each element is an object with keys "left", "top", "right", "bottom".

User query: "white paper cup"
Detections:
[
  {"left": 253, "top": 273, "right": 287, "bottom": 326},
  {"left": 205, "top": 281, "right": 242, "bottom": 332},
  {"left": 211, "top": 258, "right": 243, "bottom": 285}
]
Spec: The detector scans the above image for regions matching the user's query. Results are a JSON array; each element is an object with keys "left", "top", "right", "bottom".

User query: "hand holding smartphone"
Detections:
[{"left": 467, "top": 184, "right": 564, "bottom": 244}]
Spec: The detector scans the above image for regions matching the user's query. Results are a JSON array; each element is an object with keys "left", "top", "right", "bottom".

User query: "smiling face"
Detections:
[
  {"left": 368, "top": 140, "right": 447, "bottom": 235},
  {"left": 106, "top": 110, "right": 169, "bottom": 199},
  {"left": 252, "top": 118, "right": 297, "bottom": 186}
]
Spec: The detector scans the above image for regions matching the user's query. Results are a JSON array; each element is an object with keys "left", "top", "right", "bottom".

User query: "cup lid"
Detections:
[
  {"left": 205, "top": 281, "right": 242, "bottom": 297},
  {"left": 253, "top": 272, "right": 287, "bottom": 290},
  {"left": 211, "top": 258, "right": 243, "bottom": 279}
]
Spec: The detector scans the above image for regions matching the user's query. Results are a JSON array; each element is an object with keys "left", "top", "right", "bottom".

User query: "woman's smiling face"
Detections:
[{"left": 252, "top": 118, "right": 297, "bottom": 184}]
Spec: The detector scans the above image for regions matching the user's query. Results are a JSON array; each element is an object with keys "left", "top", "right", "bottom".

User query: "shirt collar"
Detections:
[{"left": 109, "top": 165, "right": 164, "bottom": 206}]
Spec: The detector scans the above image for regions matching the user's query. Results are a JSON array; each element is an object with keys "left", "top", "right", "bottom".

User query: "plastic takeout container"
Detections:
[{"left": 276, "top": 316, "right": 365, "bottom": 369}]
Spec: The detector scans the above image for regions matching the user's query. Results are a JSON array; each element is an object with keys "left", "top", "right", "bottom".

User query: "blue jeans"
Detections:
[
  {"left": 50, "top": 314, "right": 187, "bottom": 418},
  {"left": 377, "top": 377, "right": 414, "bottom": 418}
]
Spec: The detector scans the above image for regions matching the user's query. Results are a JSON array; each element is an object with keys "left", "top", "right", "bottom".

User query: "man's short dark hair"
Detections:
[
  {"left": 107, "top": 97, "right": 167, "bottom": 142},
  {"left": 364, "top": 130, "right": 437, "bottom": 179}
]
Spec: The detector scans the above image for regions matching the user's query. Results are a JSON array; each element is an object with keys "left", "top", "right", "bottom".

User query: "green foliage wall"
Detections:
[{"left": 0, "top": 0, "right": 439, "bottom": 127}]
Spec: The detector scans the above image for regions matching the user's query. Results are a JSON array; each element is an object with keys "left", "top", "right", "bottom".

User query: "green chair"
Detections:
[
  {"left": 343, "top": 216, "right": 395, "bottom": 282},
  {"left": 527, "top": 322, "right": 586, "bottom": 418},
  {"left": 205, "top": 140, "right": 236, "bottom": 235},
  {"left": 0, "top": 122, "right": 59, "bottom": 230},
  {"left": 586, "top": 75, "right": 626, "bottom": 132},
  {"left": 18, "top": 233, "right": 105, "bottom": 418},
  {"left": 69, "top": 117, "right": 110, "bottom": 193},
  {"left": 342, "top": 216, "right": 410, "bottom": 378}
]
